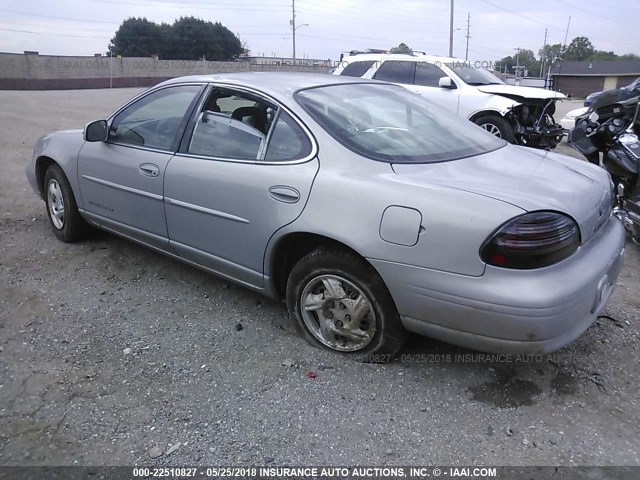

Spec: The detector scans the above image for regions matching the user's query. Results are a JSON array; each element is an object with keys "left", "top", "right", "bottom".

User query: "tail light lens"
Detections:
[{"left": 480, "top": 211, "right": 580, "bottom": 269}]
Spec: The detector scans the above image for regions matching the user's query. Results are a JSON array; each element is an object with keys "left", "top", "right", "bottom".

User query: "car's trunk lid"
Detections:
[{"left": 392, "top": 145, "right": 611, "bottom": 243}]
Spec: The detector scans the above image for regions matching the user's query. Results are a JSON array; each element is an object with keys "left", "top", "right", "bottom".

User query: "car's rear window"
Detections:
[{"left": 296, "top": 83, "right": 505, "bottom": 163}]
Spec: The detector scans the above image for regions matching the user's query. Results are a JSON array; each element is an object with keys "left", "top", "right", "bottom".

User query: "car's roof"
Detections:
[
  {"left": 340, "top": 53, "right": 463, "bottom": 64},
  {"left": 157, "top": 72, "right": 380, "bottom": 99}
]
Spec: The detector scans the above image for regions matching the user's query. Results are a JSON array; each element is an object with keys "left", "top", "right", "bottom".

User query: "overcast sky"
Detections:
[{"left": 1, "top": 0, "right": 639, "bottom": 62}]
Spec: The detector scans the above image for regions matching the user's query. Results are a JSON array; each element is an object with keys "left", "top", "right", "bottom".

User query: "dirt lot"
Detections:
[{"left": 0, "top": 88, "right": 639, "bottom": 467}]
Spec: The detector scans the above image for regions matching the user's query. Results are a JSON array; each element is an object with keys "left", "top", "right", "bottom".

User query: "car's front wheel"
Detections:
[
  {"left": 474, "top": 114, "right": 515, "bottom": 143},
  {"left": 44, "top": 164, "right": 90, "bottom": 242},
  {"left": 286, "top": 248, "right": 407, "bottom": 360}
]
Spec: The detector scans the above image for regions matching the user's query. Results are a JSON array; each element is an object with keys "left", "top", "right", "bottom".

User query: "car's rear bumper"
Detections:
[{"left": 369, "top": 216, "right": 626, "bottom": 354}]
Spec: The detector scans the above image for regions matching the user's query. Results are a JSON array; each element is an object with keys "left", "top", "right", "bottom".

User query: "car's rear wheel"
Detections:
[
  {"left": 474, "top": 114, "right": 515, "bottom": 143},
  {"left": 286, "top": 248, "right": 407, "bottom": 361},
  {"left": 44, "top": 164, "right": 90, "bottom": 242}
]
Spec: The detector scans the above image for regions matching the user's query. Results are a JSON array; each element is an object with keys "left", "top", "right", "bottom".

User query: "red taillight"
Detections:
[{"left": 480, "top": 211, "right": 581, "bottom": 269}]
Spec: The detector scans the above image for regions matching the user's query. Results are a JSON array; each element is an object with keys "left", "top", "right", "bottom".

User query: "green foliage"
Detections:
[
  {"left": 497, "top": 37, "right": 640, "bottom": 78},
  {"left": 564, "top": 36, "right": 595, "bottom": 61},
  {"left": 389, "top": 43, "right": 412, "bottom": 54},
  {"left": 589, "top": 50, "right": 619, "bottom": 61},
  {"left": 109, "top": 16, "right": 243, "bottom": 60},
  {"left": 539, "top": 43, "right": 564, "bottom": 64},
  {"left": 496, "top": 49, "right": 539, "bottom": 77}
]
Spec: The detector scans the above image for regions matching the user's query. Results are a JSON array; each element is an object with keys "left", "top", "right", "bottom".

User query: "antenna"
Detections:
[{"left": 563, "top": 16, "right": 571, "bottom": 47}]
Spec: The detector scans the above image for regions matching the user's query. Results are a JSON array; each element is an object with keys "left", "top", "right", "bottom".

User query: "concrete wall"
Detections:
[{"left": 0, "top": 52, "right": 332, "bottom": 90}]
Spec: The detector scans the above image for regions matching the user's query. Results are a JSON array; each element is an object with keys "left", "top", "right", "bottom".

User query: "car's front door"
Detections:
[
  {"left": 411, "top": 62, "right": 460, "bottom": 114},
  {"left": 373, "top": 60, "right": 460, "bottom": 114},
  {"left": 77, "top": 84, "right": 204, "bottom": 250},
  {"left": 164, "top": 86, "right": 319, "bottom": 288}
]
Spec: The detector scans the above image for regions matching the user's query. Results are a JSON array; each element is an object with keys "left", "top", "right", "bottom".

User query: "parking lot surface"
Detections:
[{"left": 0, "top": 88, "right": 638, "bottom": 466}]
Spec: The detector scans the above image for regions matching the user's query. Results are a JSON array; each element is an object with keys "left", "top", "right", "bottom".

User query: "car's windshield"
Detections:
[
  {"left": 446, "top": 63, "right": 504, "bottom": 86},
  {"left": 296, "top": 83, "right": 505, "bottom": 163}
]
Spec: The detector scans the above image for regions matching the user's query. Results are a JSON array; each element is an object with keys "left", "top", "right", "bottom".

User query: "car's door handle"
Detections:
[
  {"left": 269, "top": 186, "right": 300, "bottom": 203},
  {"left": 139, "top": 163, "right": 160, "bottom": 177}
]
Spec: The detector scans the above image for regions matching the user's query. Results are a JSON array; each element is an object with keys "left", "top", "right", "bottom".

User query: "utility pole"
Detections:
[
  {"left": 291, "top": 0, "right": 296, "bottom": 60},
  {"left": 539, "top": 28, "right": 547, "bottom": 78},
  {"left": 464, "top": 12, "right": 470, "bottom": 61},
  {"left": 514, "top": 47, "right": 521, "bottom": 80},
  {"left": 448, "top": 0, "right": 454, "bottom": 57}
]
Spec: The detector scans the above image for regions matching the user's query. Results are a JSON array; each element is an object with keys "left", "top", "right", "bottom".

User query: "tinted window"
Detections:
[
  {"left": 415, "top": 62, "right": 448, "bottom": 87},
  {"left": 373, "top": 61, "right": 415, "bottom": 84},
  {"left": 446, "top": 63, "right": 504, "bottom": 86},
  {"left": 110, "top": 85, "right": 200, "bottom": 150},
  {"left": 340, "top": 60, "right": 375, "bottom": 77},
  {"left": 188, "top": 88, "right": 276, "bottom": 160},
  {"left": 296, "top": 83, "right": 505, "bottom": 163},
  {"left": 264, "top": 111, "right": 312, "bottom": 161}
]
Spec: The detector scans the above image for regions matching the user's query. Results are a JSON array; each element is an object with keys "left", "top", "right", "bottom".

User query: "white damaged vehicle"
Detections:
[{"left": 334, "top": 53, "right": 566, "bottom": 149}]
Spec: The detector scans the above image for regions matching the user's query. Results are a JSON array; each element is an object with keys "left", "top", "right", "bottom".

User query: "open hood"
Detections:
[{"left": 477, "top": 84, "right": 566, "bottom": 101}]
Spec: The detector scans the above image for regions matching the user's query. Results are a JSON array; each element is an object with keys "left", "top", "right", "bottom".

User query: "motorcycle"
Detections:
[{"left": 568, "top": 89, "right": 640, "bottom": 243}]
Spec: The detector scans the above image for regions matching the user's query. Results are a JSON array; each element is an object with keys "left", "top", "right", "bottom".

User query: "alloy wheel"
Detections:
[{"left": 300, "top": 274, "right": 377, "bottom": 352}]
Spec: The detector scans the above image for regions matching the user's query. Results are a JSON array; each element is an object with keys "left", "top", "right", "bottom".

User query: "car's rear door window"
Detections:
[
  {"left": 187, "top": 88, "right": 312, "bottom": 162},
  {"left": 373, "top": 60, "right": 415, "bottom": 84},
  {"left": 340, "top": 60, "right": 376, "bottom": 77},
  {"left": 264, "top": 111, "right": 312, "bottom": 161}
]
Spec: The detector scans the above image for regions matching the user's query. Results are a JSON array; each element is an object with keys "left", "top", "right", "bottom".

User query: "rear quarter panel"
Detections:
[{"left": 264, "top": 120, "right": 525, "bottom": 278}]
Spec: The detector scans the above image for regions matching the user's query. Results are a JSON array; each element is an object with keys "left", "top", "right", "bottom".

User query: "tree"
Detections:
[
  {"left": 108, "top": 16, "right": 243, "bottom": 60},
  {"left": 109, "top": 18, "right": 164, "bottom": 57},
  {"left": 496, "top": 49, "right": 539, "bottom": 77},
  {"left": 390, "top": 43, "right": 412, "bottom": 54},
  {"left": 589, "top": 50, "right": 619, "bottom": 61},
  {"left": 539, "top": 43, "right": 564, "bottom": 65},
  {"left": 564, "top": 36, "right": 595, "bottom": 61}
]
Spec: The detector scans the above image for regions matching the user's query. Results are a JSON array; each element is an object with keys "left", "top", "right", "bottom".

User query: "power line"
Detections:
[
  {"left": 478, "top": 0, "right": 566, "bottom": 32},
  {"left": 0, "top": 27, "right": 111, "bottom": 38},
  {"left": 88, "top": 0, "right": 290, "bottom": 11},
  {"left": 554, "top": 0, "right": 638, "bottom": 27},
  {"left": 0, "top": 8, "right": 120, "bottom": 24}
]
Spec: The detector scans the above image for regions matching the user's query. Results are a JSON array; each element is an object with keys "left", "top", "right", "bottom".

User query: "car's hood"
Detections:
[
  {"left": 477, "top": 84, "right": 566, "bottom": 100},
  {"left": 392, "top": 145, "right": 611, "bottom": 243}
]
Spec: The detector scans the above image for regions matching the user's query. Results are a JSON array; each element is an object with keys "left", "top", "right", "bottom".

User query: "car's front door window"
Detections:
[
  {"left": 415, "top": 62, "right": 449, "bottom": 87},
  {"left": 109, "top": 85, "right": 202, "bottom": 150}
]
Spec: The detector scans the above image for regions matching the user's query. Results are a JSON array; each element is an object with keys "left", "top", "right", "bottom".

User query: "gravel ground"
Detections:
[{"left": 0, "top": 89, "right": 639, "bottom": 467}]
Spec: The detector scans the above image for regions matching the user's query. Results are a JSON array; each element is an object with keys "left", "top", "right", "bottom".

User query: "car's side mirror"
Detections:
[
  {"left": 84, "top": 120, "right": 109, "bottom": 142},
  {"left": 438, "top": 77, "right": 455, "bottom": 89}
]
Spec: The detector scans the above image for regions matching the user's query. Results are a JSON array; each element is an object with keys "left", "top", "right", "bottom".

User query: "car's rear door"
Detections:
[
  {"left": 77, "top": 84, "right": 204, "bottom": 250},
  {"left": 164, "top": 85, "right": 319, "bottom": 288}
]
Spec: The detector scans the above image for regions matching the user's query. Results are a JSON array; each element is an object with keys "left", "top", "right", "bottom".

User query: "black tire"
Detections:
[
  {"left": 43, "top": 164, "right": 90, "bottom": 242},
  {"left": 473, "top": 114, "right": 516, "bottom": 143},
  {"left": 286, "top": 248, "right": 407, "bottom": 361}
]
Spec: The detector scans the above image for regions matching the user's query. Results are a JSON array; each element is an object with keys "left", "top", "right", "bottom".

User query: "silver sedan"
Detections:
[{"left": 26, "top": 73, "right": 625, "bottom": 359}]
